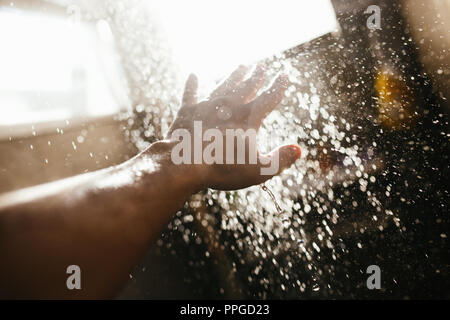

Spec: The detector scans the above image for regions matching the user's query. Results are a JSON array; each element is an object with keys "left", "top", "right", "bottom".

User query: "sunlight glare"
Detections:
[{"left": 147, "top": 0, "right": 338, "bottom": 85}]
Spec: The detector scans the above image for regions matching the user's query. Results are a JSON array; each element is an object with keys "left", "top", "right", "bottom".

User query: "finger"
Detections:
[
  {"left": 256, "top": 144, "right": 301, "bottom": 182},
  {"left": 182, "top": 74, "right": 198, "bottom": 106},
  {"left": 210, "top": 65, "right": 248, "bottom": 98},
  {"left": 234, "top": 64, "right": 266, "bottom": 104},
  {"left": 247, "top": 74, "right": 289, "bottom": 127}
]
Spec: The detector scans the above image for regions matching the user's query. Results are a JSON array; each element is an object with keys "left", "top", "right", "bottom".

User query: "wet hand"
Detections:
[{"left": 164, "top": 65, "right": 301, "bottom": 190}]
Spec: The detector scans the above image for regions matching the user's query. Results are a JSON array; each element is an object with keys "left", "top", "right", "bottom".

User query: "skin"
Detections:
[{"left": 0, "top": 65, "right": 301, "bottom": 299}]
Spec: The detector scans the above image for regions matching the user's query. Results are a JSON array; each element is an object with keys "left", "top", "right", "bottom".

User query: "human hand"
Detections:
[{"left": 164, "top": 65, "right": 301, "bottom": 191}]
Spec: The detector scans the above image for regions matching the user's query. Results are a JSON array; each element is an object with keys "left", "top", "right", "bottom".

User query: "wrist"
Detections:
[{"left": 139, "top": 140, "right": 205, "bottom": 195}]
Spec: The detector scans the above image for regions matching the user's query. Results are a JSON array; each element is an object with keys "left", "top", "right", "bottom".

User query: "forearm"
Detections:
[{"left": 0, "top": 141, "right": 197, "bottom": 299}]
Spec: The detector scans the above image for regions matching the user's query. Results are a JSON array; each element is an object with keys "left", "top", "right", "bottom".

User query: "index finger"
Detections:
[{"left": 247, "top": 74, "right": 289, "bottom": 127}]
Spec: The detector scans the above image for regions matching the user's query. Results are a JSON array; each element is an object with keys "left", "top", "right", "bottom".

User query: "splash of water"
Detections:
[{"left": 79, "top": 0, "right": 445, "bottom": 299}]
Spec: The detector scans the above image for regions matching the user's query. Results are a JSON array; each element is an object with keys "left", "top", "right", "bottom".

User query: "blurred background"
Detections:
[{"left": 0, "top": 0, "right": 448, "bottom": 299}]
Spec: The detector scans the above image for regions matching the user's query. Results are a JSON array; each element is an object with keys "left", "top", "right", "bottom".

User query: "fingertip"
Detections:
[
  {"left": 259, "top": 144, "right": 301, "bottom": 177},
  {"left": 183, "top": 73, "right": 198, "bottom": 105},
  {"left": 188, "top": 73, "right": 198, "bottom": 84},
  {"left": 255, "top": 63, "right": 266, "bottom": 74},
  {"left": 286, "top": 144, "right": 302, "bottom": 160},
  {"left": 236, "top": 65, "right": 249, "bottom": 75},
  {"left": 277, "top": 144, "right": 301, "bottom": 169}
]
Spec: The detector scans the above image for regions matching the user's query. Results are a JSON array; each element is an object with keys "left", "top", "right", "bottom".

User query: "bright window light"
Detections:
[
  {"left": 147, "top": 0, "right": 338, "bottom": 84},
  {"left": 0, "top": 9, "right": 126, "bottom": 126}
]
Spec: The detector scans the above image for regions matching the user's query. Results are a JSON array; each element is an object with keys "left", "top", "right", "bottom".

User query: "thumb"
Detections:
[
  {"left": 258, "top": 144, "right": 301, "bottom": 180},
  {"left": 182, "top": 73, "right": 198, "bottom": 106}
]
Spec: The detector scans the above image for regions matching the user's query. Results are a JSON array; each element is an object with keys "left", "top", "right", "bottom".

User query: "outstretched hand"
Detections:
[{"left": 165, "top": 65, "right": 301, "bottom": 190}]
